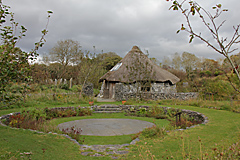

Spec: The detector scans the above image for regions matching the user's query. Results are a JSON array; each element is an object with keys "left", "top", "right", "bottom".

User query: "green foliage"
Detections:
[
  {"left": 70, "top": 85, "right": 82, "bottom": 92},
  {"left": 205, "top": 70, "right": 212, "bottom": 77},
  {"left": 0, "top": 1, "right": 52, "bottom": 108},
  {"left": 200, "top": 78, "right": 237, "bottom": 99},
  {"left": 4, "top": 107, "right": 92, "bottom": 131},
  {"left": 59, "top": 83, "right": 69, "bottom": 90},
  {"left": 141, "top": 126, "right": 167, "bottom": 138},
  {"left": 98, "top": 52, "right": 122, "bottom": 70},
  {"left": 147, "top": 106, "right": 164, "bottom": 117},
  {"left": 93, "top": 88, "right": 100, "bottom": 96}
]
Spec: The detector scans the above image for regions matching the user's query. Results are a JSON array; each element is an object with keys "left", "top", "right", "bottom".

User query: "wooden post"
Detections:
[
  {"left": 55, "top": 79, "right": 57, "bottom": 86},
  {"left": 179, "top": 113, "right": 181, "bottom": 122},
  {"left": 69, "top": 78, "right": 72, "bottom": 89},
  {"left": 175, "top": 112, "right": 182, "bottom": 124}
]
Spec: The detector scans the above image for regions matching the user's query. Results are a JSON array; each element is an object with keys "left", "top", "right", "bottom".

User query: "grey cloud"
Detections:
[{"left": 3, "top": 0, "right": 240, "bottom": 61}]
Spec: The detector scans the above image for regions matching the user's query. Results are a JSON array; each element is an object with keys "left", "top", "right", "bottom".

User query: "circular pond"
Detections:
[{"left": 58, "top": 118, "right": 155, "bottom": 136}]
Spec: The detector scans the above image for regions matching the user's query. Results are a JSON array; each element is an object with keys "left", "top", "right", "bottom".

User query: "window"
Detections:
[
  {"left": 110, "top": 62, "right": 122, "bottom": 71},
  {"left": 141, "top": 81, "right": 151, "bottom": 92}
]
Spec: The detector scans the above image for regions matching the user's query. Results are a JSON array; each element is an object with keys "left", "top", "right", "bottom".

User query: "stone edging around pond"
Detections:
[
  {"left": 91, "top": 105, "right": 209, "bottom": 125},
  {"left": 0, "top": 105, "right": 208, "bottom": 158}
]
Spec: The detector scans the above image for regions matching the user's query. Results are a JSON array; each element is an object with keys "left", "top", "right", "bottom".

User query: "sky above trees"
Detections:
[{"left": 4, "top": 0, "right": 240, "bottom": 61}]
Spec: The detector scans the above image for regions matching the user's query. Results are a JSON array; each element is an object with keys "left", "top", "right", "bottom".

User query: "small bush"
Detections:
[
  {"left": 62, "top": 126, "right": 85, "bottom": 144},
  {"left": 155, "top": 114, "right": 168, "bottom": 119},
  {"left": 4, "top": 107, "right": 92, "bottom": 131},
  {"left": 59, "top": 84, "right": 69, "bottom": 90},
  {"left": 141, "top": 126, "right": 166, "bottom": 138},
  {"left": 70, "top": 85, "right": 82, "bottom": 92}
]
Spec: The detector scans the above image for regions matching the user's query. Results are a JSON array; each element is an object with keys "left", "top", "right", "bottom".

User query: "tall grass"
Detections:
[{"left": 157, "top": 99, "right": 240, "bottom": 113}]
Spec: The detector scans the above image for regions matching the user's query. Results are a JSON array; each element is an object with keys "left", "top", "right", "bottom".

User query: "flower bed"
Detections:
[{"left": 0, "top": 107, "right": 92, "bottom": 130}]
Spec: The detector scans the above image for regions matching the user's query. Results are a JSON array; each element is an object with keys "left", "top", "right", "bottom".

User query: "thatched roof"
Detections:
[{"left": 99, "top": 46, "right": 180, "bottom": 84}]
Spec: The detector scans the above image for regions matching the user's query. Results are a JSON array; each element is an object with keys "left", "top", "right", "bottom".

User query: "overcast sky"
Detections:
[{"left": 3, "top": 0, "right": 240, "bottom": 62}]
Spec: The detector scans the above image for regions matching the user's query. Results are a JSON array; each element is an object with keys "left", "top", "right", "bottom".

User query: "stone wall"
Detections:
[
  {"left": 115, "top": 82, "right": 182, "bottom": 101},
  {"left": 151, "top": 82, "right": 177, "bottom": 93},
  {"left": 82, "top": 83, "right": 93, "bottom": 97},
  {"left": 114, "top": 82, "right": 198, "bottom": 101}
]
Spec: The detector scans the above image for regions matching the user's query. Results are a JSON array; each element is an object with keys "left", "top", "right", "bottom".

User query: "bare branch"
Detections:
[
  {"left": 226, "top": 25, "right": 240, "bottom": 49},
  {"left": 216, "top": 20, "right": 226, "bottom": 32},
  {"left": 169, "top": 0, "right": 240, "bottom": 86},
  {"left": 228, "top": 48, "right": 238, "bottom": 54}
]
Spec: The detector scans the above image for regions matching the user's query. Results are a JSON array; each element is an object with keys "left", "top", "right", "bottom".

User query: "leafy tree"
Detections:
[
  {"left": 0, "top": 1, "right": 52, "bottom": 107},
  {"left": 97, "top": 52, "right": 122, "bottom": 71},
  {"left": 168, "top": 0, "right": 240, "bottom": 92}
]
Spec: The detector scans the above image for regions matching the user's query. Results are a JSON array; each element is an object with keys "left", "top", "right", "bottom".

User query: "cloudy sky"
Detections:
[{"left": 3, "top": 0, "right": 240, "bottom": 62}]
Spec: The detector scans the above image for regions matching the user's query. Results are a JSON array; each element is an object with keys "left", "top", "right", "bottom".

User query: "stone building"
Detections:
[{"left": 99, "top": 46, "right": 180, "bottom": 100}]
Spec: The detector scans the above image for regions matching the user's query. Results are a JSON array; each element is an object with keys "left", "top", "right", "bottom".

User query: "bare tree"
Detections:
[
  {"left": 172, "top": 52, "right": 182, "bottom": 70},
  {"left": 49, "top": 39, "right": 83, "bottom": 78},
  {"left": 168, "top": 0, "right": 240, "bottom": 92}
]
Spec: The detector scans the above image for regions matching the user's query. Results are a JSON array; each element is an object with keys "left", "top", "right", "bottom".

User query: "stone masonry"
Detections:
[{"left": 114, "top": 82, "right": 198, "bottom": 101}]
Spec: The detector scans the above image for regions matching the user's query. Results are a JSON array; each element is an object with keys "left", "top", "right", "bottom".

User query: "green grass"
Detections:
[
  {"left": 125, "top": 105, "right": 240, "bottom": 159},
  {"left": 0, "top": 104, "right": 239, "bottom": 159}
]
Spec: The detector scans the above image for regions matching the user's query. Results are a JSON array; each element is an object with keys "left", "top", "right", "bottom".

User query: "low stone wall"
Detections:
[
  {"left": 161, "top": 107, "right": 207, "bottom": 123},
  {"left": 0, "top": 105, "right": 208, "bottom": 126},
  {"left": 91, "top": 105, "right": 208, "bottom": 124},
  {"left": 115, "top": 92, "right": 198, "bottom": 101}
]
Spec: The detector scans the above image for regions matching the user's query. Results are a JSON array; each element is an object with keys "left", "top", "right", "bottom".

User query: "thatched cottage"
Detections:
[{"left": 99, "top": 46, "right": 180, "bottom": 100}]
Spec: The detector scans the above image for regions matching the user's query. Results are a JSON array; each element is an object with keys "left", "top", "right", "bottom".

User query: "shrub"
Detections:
[
  {"left": 59, "top": 84, "right": 69, "bottom": 90},
  {"left": 141, "top": 126, "right": 166, "bottom": 138},
  {"left": 147, "top": 106, "right": 164, "bottom": 117},
  {"left": 4, "top": 107, "right": 92, "bottom": 130},
  {"left": 93, "top": 89, "right": 100, "bottom": 96},
  {"left": 155, "top": 114, "right": 168, "bottom": 119},
  {"left": 205, "top": 70, "right": 212, "bottom": 77},
  {"left": 61, "top": 126, "right": 85, "bottom": 144},
  {"left": 70, "top": 85, "right": 82, "bottom": 92},
  {"left": 200, "top": 71, "right": 205, "bottom": 77},
  {"left": 137, "top": 107, "right": 147, "bottom": 116}
]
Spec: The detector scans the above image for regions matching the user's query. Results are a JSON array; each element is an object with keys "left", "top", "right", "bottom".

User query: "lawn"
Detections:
[
  {"left": 0, "top": 104, "right": 239, "bottom": 159},
  {"left": 126, "top": 105, "right": 240, "bottom": 159}
]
